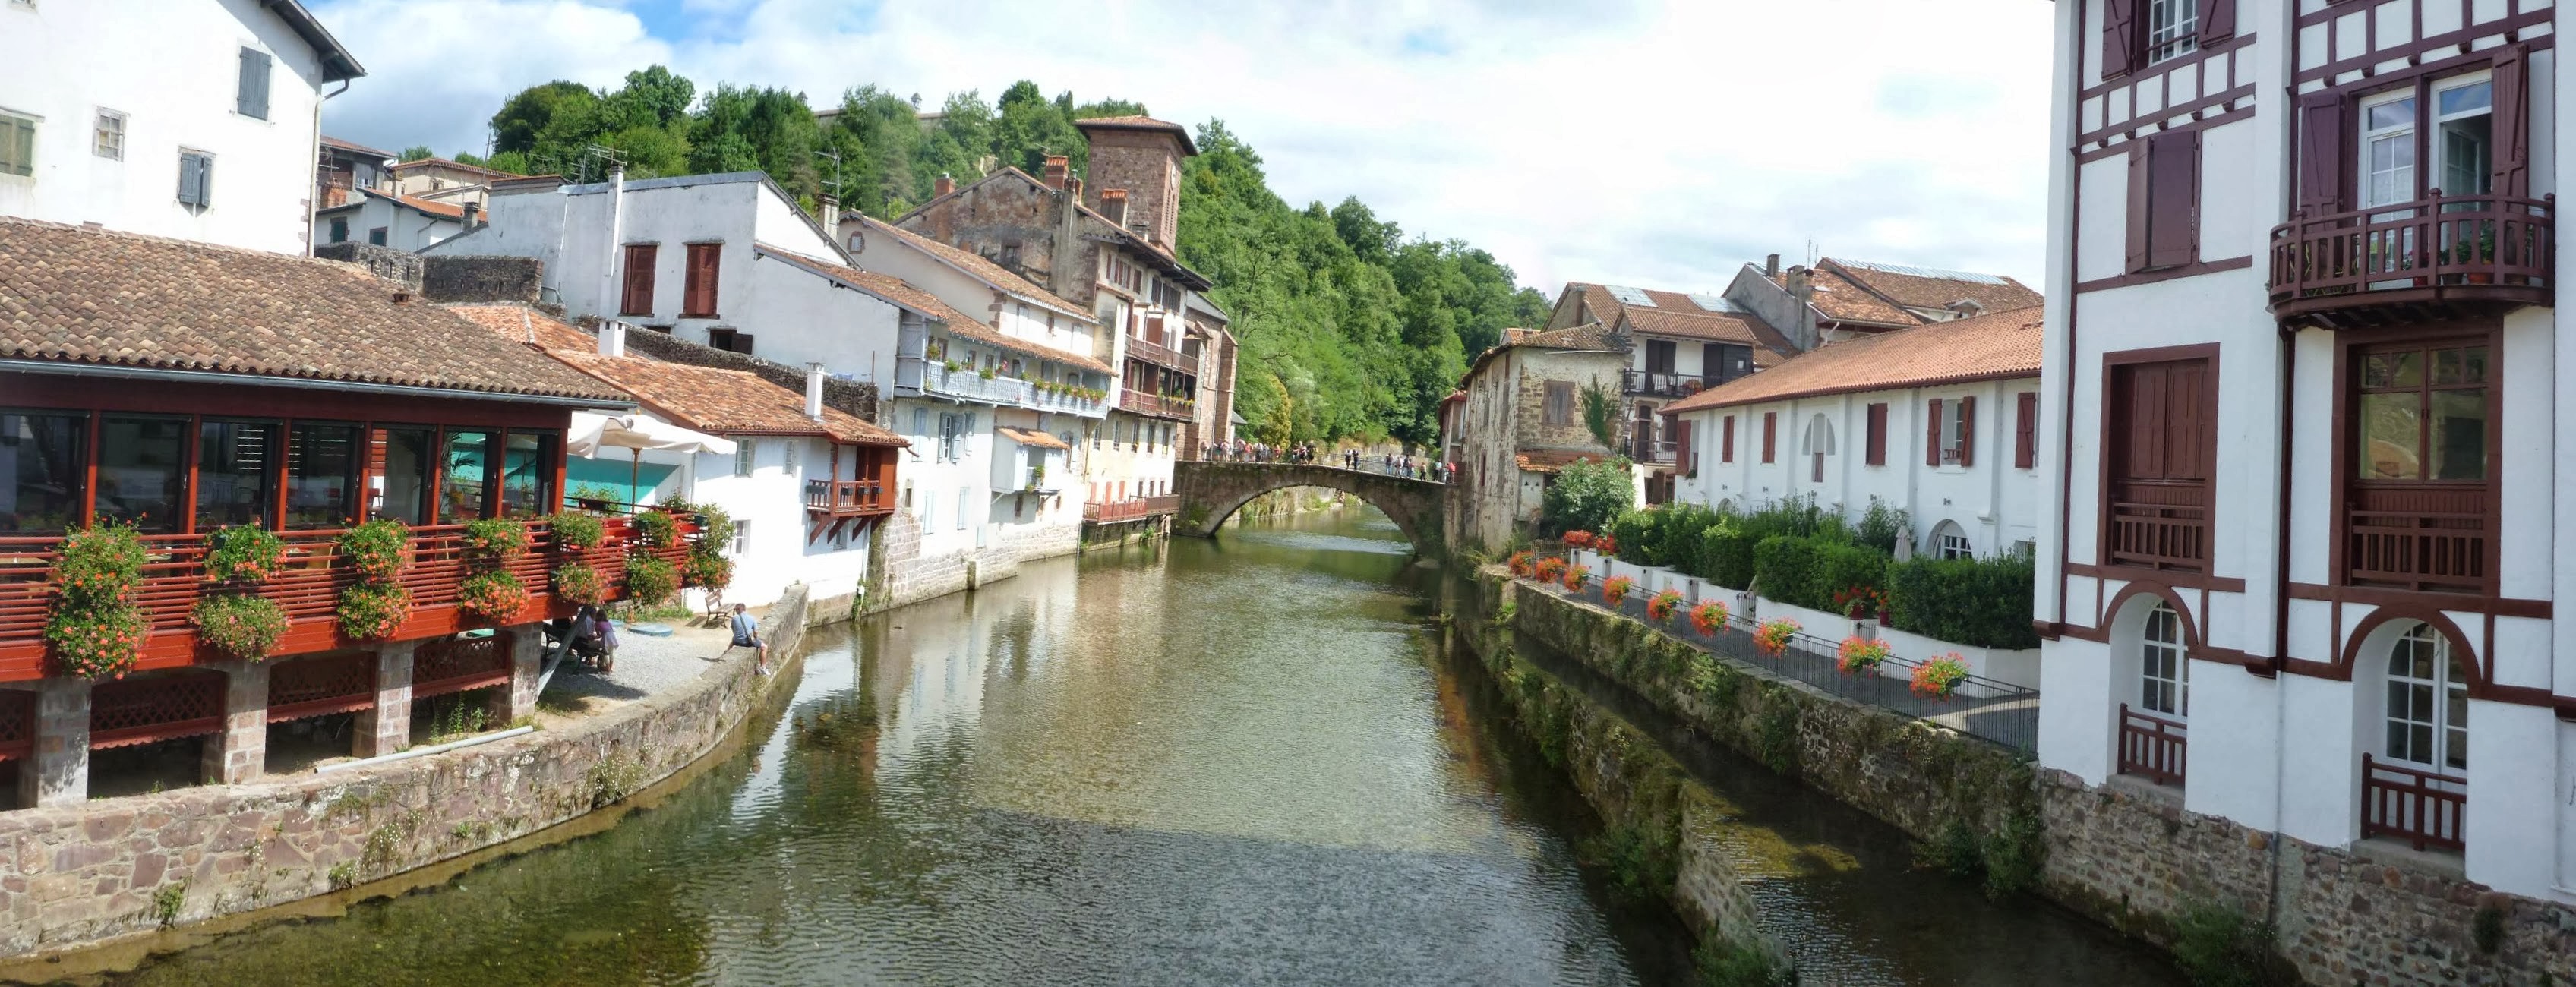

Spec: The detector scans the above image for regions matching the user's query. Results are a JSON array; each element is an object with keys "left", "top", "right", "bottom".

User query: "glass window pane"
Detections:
[
  {"left": 96, "top": 416, "right": 187, "bottom": 533},
  {"left": 0, "top": 412, "right": 87, "bottom": 533},
  {"left": 498, "top": 431, "right": 552, "bottom": 519},
  {"left": 2357, "top": 392, "right": 2422, "bottom": 479},
  {"left": 2438, "top": 114, "right": 2492, "bottom": 197},
  {"left": 2427, "top": 389, "right": 2485, "bottom": 481},
  {"left": 440, "top": 430, "right": 491, "bottom": 523},
  {"left": 285, "top": 423, "right": 360, "bottom": 529},
  {"left": 375, "top": 427, "right": 433, "bottom": 525},
  {"left": 2363, "top": 352, "right": 2422, "bottom": 389},
  {"left": 2438, "top": 80, "right": 2492, "bottom": 117},
  {"left": 195, "top": 421, "right": 276, "bottom": 531},
  {"left": 2369, "top": 98, "right": 2418, "bottom": 130}
]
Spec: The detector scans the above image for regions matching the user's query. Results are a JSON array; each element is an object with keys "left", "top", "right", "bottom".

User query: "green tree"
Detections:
[
  {"left": 490, "top": 80, "right": 595, "bottom": 155},
  {"left": 1541, "top": 458, "right": 1635, "bottom": 535},
  {"left": 399, "top": 145, "right": 432, "bottom": 162}
]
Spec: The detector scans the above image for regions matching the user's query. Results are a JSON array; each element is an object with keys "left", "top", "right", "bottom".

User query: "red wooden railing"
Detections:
[
  {"left": 2269, "top": 192, "right": 2554, "bottom": 317},
  {"left": 2361, "top": 753, "right": 2467, "bottom": 853},
  {"left": 1084, "top": 496, "right": 1182, "bottom": 524},
  {"left": 2107, "top": 481, "right": 2210, "bottom": 571},
  {"left": 2116, "top": 703, "right": 2187, "bottom": 787},
  {"left": 803, "top": 479, "right": 890, "bottom": 516},
  {"left": 2347, "top": 485, "right": 2486, "bottom": 592},
  {"left": 1116, "top": 389, "right": 1198, "bottom": 421},
  {"left": 1126, "top": 335, "right": 1193, "bottom": 372},
  {"left": 90, "top": 671, "right": 226, "bottom": 750},
  {"left": 265, "top": 651, "right": 380, "bottom": 724},
  {"left": 0, "top": 513, "right": 696, "bottom": 682}
]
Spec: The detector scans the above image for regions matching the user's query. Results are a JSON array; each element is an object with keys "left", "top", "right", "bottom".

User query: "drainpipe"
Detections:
[
  {"left": 599, "top": 165, "right": 626, "bottom": 320},
  {"left": 307, "top": 78, "right": 352, "bottom": 254}
]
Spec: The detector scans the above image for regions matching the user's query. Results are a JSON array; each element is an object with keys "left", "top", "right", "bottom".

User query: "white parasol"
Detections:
[{"left": 567, "top": 412, "right": 736, "bottom": 505}]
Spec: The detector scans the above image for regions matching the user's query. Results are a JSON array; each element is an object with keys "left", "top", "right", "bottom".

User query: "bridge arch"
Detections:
[{"left": 1170, "top": 462, "right": 1448, "bottom": 556}]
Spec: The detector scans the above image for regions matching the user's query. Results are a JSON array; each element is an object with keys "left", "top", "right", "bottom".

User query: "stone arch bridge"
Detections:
[{"left": 1172, "top": 462, "right": 1449, "bottom": 555}]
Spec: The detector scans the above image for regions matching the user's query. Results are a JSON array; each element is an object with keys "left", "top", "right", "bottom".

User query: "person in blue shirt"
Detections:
[{"left": 728, "top": 603, "right": 767, "bottom": 667}]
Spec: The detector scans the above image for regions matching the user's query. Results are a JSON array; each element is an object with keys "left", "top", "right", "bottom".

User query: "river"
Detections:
[{"left": 81, "top": 505, "right": 2174, "bottom": 986}]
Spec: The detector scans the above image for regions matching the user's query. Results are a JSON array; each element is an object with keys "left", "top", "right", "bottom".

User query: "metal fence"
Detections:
[{"left": 1540, "top": 575, "right": 2041, "bottom": 758}]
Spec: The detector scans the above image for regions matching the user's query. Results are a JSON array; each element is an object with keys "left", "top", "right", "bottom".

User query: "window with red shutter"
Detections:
[
  {"left": 2297, "top": 91, "right": 2348, "bottom": 216},
  {"left": 1722, "top": 415, "right": 1735, "bottom": 462},
  {"left": 2196, "top": 0, "right": 2235, "bottom": 46},
  {"left": 1957, "top": 396, "right": 1978, "bottom": 468},
  {"left": 1864, "top": 403, "right": 1888, "bottom": 465},
  {"left": 1675, "top": 419, "right": 1694, "bottom": 475},
  {"left": 2102, "top": 0, "right": 2142, "bottom": 80},
  {"left": 1760, "top": 412, "right": 1776, "bottom": 463},
  {"left": 682, "top": 243, "right": 721, "bottom": 317},
  {"left": 620, "top": 244, "right": 657, "bottom": 316},
  {"left": 2127, "top": 131, "right": 2200, "bottom": 273},
  {"left": 2014, "top": 392, "right": 2038, "bottom": 469},
  {"left": 1925, "top": 399, "right": 1944, "bottom": 467},
  {"left": 2105, "top": 356, "right": 2215, "bottom": 571}
]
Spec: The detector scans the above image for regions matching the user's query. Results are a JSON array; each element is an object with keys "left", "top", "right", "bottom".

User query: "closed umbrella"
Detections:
[{"left": 567, "top": 412, "right": 736, "bottom": 506}]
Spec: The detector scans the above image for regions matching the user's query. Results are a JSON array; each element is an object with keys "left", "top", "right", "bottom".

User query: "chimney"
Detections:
[
  {"left": 1764, "top": 253, "right": 1779, "bottom": 277},
  {"left": 1100, "top": 188, "right": 1129, "bottom": 229},
  {"left": 804, "top": 363, "right": 827, "bottom": 421},
  {"left": 933, "top": 173, "right": 955, "bottom": 197},
  {"left": 599, "top": 320, "right": 627, "bottom": 358},
  {"left": 462, "top": 201, "right": 481, "bottom": 228},
  {"left": 1784, "top": 267, "right": 1819, "bottom": 352},
  {"left": 1043, "top": 156, "right": 1069, "bottom": 190},
  {"left": 815, "top": 193, "right": 837, "bottom": 225}
]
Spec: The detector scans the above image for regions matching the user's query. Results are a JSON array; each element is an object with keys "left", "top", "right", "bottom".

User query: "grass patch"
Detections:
[
  {"left": 152, "top": 879, "right": 187, "bottom": 928},
  {"left": 2171, "top": 900, "right": 2286, "bottom": 987},
  {"left": 1582, "top": 820, "right": 1679, "bottom": 903}
]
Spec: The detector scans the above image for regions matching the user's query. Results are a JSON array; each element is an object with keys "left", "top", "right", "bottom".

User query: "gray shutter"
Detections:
[
  {"left": 237, "top": 49, "right": 272, "bottom": 120},
  {"left": 194, "top": 154, "right": 213, "bottom": 206},
  {"left": 177, "top": 154, "right": 204, "bottom": 205}
]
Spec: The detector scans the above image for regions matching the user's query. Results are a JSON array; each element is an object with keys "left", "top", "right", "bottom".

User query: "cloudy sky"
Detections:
[{"left": 311, "top": 0, "right": 2055, "bottom": 294}]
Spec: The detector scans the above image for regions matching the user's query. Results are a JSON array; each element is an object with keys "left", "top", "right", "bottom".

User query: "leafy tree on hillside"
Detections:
[{"left": 399, "top": 145, "right": 432, "bottom": 162}]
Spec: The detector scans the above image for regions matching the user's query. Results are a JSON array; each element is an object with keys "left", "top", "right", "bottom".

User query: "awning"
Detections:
[
  {"left": 568, "top": 411, "right": 737, "bottom": 457},
  {"left": 997, "top": 427, "right": 1070, "bottom": 450}
]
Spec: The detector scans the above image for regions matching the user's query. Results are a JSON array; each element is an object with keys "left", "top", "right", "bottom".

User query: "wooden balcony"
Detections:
[
  {"left": 1126, "top": 335, "right": 1195, "bottom": 373},
  {"left": 2346, "top": 485, "right": 2486, "bottom": 593},
  {"left": 803, "top": 479, "right": 891, "bottom": 517},
  {"left": 2268, "top": 192, "right": 2554, "bottom": 328},
  {"left": 0, "top": 513, "right": 696, "bottom": 682},
  {"left": 2106, "top": 481, "right": 2210, "bottom": 572},
  {"left": 1117, "top": 389, "right": 1198, "bottom": 421},
  {"left": 1084, "top": 496, "right": 1180, "bottom": 524},
  {"left": 1630, "top": 437, "right": 1676, "bottom": 465},
  {"left": 2116, "top": 704, "right": 2186, "bottom": 787},
  {"left": 1622, "top": 370, "right": 1713, "bottom": 399},
  {"left": 2361, "top": 754, "right": 2465, "bottom": 853}
]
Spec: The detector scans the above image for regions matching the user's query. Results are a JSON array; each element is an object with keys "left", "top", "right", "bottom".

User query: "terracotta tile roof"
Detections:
[
  {"left": 1766, "top": 268, "right": 1918, "bottom": 327},
  {"left": 1073, "top": 115, "right": 1199, "bottom": 155},
  {"left": 0, "top": 217, "right": 620, "bottom": 402},
  {"left": 756, "top": 244, "right": 1114, "bottom": 377},
  {"left": 446, "top": 304, "right": 902, "bottom": 446},
  {"left": 997, "top": 427, "right": 1069, "bottom": 450},
  {"left": 1820, "top": 258, "right": 2041, "bottom": 318},
  {"left": 855, "top": 216, "right": 1094, "bottom": 322},
  {"left": 380, "top": 191, "right": 466, "bottom": 220},
  {"left": 1662, "top": 305, "right": 2044, "bottom": 414},
  {"left": 320, "top": 135, "right": 394, "bottom": 159},
  {"left": 1516, "top": 449, "right": 1612, "bottom": 474},
  {"left": 1523, "top": 323, "right": 1626, "bottom": 352},
  {"left": 388, "top": 156, "right": 521, "bottom": 181},
  {"left": 1564, "top": 283, "right": 1798, "bottom": 365}
]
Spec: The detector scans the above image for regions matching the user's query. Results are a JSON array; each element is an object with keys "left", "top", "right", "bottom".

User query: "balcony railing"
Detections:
[
  {"left": 1631, "top": 437, "right": 1676, "bottom": 465},
  {"left": 1623, "top": 370, "right": 1715, "bottom": 399},
  {"left": 1034, "top": 387, "right": 1105, "bottom": 415},
  {"left": 1117, "top": 389, "right": 1198, "bottom": 421},
  {"left": 2268, "top": 191, "right": 2555, "bottom": 326},
  {"left": 2106, "top": 481, "right": 2209, "bottom": 572},
  {"left": 1126, "top": 335, "right": 1194, "bottom": 372},
  {"left": 2346, "top": 484, "right": 2486, "bottom": 593},
  {"left": 804, "top": 479, "right": 891, "bottom": 516},
  {"left": 923, "top": 363, "right": 1035, "bottom": 405},
  {"left": 0, "top": 513, "right": 696, "bottom": 681},
  {"left": 2116, "top": 704, "right": 2187, "bottom": 787},
  {"left": 1084, "top": 496, "right": 1181, "bottom": 524},
  {"left": 2361, "top": 754, "right": 2465, "bottom": 853}
]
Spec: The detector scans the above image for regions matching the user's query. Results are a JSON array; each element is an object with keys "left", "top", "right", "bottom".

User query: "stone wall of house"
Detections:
[
  {"left": 312, "top": 243, "right": 424, "bottom": 292},
  {"left": 1513, "top": 348, "right": 1629, "bottom": 454},
  {"left": 867, "top": 511, "right": 967, "bottom": 613},
  {"left": 421, "top": 256, "right": 543, "bottom": 304},
  {"left": 1081, "top": 128, "right": 1184, "bottom": 249},
  {"left": 899, "top": 176, "right": 1101, "bottom": 312},
  {"left": 0, "top": 587, "right": 811, "bottom": 962},
  {"left": 615, "top": 326, "right": 879, "bottom": 421}
]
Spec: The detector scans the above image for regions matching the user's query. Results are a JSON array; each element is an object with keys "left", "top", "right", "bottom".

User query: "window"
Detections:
[
  {"left": 912, "top": 407, "right": 929, "bottom": 445},
  {"left": 734, "top": 439, "right": 757, "bottom": 478},
  {"left": 706, "top": 328, "right": 754, "bottom": 355},
  {"left": 0, "top": 412, "right": 87, "bottom": 532},
  {"left": 2103, "top": 0, "right": 2230, "bottom": 80},
  {"left": 938, "top": 414, "right": 961, "bottom": 462},
  {"left": 328, "top": 217, "right": 349, "bottom": 243},
  {"left": 439, "top": 430, "right": 493, "bottom": 522},
  {"left": 2303, "top": 51, "right": 2530, "bottom": 220},
  {"left": 193, "top": 420, "right": 275, "bottom": 529},
  {"left": 2383, "top": 623, "right": 2467, "bottom": 773},
  {"left": 2356, "top": 345, "right": 2486, "bottom": 482},
  {"left": 621, "top": 244, "right": 658, "bottom": 316},
  {"left": 0, "top": 112, "right": 31, "bottom": 177},
  {"left": 1926, "top": 397, "right": 1976, "bottom": 465},
  {"left": 1875, "top": 402, "right": 1896, "bottom": 468},
  {"left": 2105, "top": 355, "right": 2214, "bottom": 571},
  {"left": 177, "top": 150, "right": 213, "bottom": 207},
  {"left": 374, "top": 427, "right": 434, "bottom": 525},
  {"left": 235, "top": 48, "right": 272, "bottom": 120},
  {"left": 2144, "top": 0, "right": 2196, "bottom": 65},
  {"left": 498, "top": 431, "right": 552, "bottom": 518},
  {"left": 1721, "top": 415, "right": 1735, "bottom": 462},
  {"left": 1760, "top": 412, "right": 1777, "bottom": 463},
  {"left": 2140, "top": 602, "right": 2188, "bottom": 717},
  {"left": 682, "top": 243, "right": 721, "bottom": 317},
  {"left": 2014, "top": 392, "right": 2039, "bottom": 469},
  {"left": 782, "top": 440, "right": 799, "bottom": 477},
  {"left": 96, "top": 416, "right": 186, "bottom": 532},
  {"left": 1543, "top": 381, "right": 1574, "bottom": 427},
  {"left": 2125, "top": 130, "right": 2199, "bottom": 272},
  {"left": 285, "top": 423, "right": 361, "bottom": 528},
  {"left": 731, "top": 520, "right": 751, "bottom": 556},
  {"left": 955, "top": 487, "right": 969, "bottom": 530},
  {"left": 92, "top": 109, "right": 123, "bottom": 160},
  {"left": 1801, "top": 414, "right": 1834, "bottom": 483},
  {"left": 1940, "top": 530, "right": 1974, "bottom": 560},
  {"left": 367, "top": 227, "right": 387, "bottom": 246}
]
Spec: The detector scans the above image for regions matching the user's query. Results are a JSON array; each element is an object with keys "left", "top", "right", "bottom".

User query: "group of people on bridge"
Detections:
[{"left": 1198, "top": 440, "right": 1453, "bottom": 484}]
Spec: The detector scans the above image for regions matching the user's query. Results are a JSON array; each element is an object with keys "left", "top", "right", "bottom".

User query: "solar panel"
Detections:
[
  {"left": 1687, "top": 294, "right": 1740, "bottom": 314},
  {"left": 1605, "top": 285, "right": 1657, "bottom": 307},
  {"left": 1836, "top": 259, "right": 2010, "bottom": 285}
]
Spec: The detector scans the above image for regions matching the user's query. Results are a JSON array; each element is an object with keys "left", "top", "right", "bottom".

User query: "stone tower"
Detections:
[{"left": 1075, "top": 117, "right": 1196, "bottom": 251}]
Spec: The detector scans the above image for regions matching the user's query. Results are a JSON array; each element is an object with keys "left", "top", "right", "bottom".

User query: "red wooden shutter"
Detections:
[
  {"left": 2102, "top": 0, "right": 2142, "bottom": 80},
  {"left": 2196, "top": 0, "right": 2235, "bottom": 46},
  {"left": 2014, "top": 392, "right": 2038, "bottom": 469},
  {"left": 1958, "top": 396, "right": 1978, "bottom": 467},
  {"left": 1760, "top": 412, "right": 1777, "bottom": 463},
  {"left": 2168, "top": 361, "right": 2208, "bottom": 481},
  {"left": 2492, "top": 44, "right": 2530, "bottom": 198},
  {"left": 2125, "top": 145, "right": 2152, "bottom": 273},
  {"left": 1925, "top": 399, "right": 1944, "bottom": 466},
  {"left": 2145, "top": 130, "right": 2201, "bottom": 270},
  {"left": 1675, "top": 419, "right": 1694, "bottom": 473},
  {"left": 620, "top": 244, "right": 656, "bottom": 315},
  {"left": 1865, "top": 403, "right": 1888, "bottom": 465},
  {"left": 683, "top": 244, "right": 720, "bottom": 317},
  {"left": 2297, "top": 91, "right": 2349, "bottom": 216},
  {"left": 1722, "top": 415, "right": 1735, "bottom": 462}
]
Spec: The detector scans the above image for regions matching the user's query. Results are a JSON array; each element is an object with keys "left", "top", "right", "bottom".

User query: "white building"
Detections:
[
  {"left": 2036, "top": 0, "right": 2569, "bottom": 902},
  {"left": 0, "top": 0, "right": 363, "bottom": 254},
  {"left": 1664, "top": 305, "right": 2046, "bottom": 561},
  {"left": 316, "top": 187, "right": 467, "bottom": 251}
]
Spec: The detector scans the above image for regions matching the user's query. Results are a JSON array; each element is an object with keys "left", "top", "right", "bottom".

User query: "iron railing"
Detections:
[
  {"left": 923, "top": 363, "right": 1036, "bottom": 405},
  {"left": 1622, "top": 370, "right": 1715, "bottom": 399}
]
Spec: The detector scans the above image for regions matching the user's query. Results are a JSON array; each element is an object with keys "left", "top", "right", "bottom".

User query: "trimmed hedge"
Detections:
[
  {"left": 1608, "top": 503, "right": 1719, "bottom": 569},
  {"left": 1887, "top": 553, "right": 2039, "bottom": 650},
  {"left": 1750, "top": 535, "right": 1888, "bottom": 612}
]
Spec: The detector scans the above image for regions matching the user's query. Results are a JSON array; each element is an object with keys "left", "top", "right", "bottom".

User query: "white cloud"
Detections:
[{"left": 314, "top": 0, "right": 2053, "bottom": 293}]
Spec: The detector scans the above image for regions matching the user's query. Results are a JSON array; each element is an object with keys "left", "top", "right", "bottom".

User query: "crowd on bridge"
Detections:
[{"left": 1198, "top": 440, "right": 1451, "bottom": 483}]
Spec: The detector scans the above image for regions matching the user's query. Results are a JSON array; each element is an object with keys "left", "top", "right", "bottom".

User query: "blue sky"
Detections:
[{"left": 311, "top": 0, "right": 2055, "bottom": 295}]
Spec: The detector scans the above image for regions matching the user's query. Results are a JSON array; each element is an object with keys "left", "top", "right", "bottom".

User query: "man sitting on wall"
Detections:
[{"left": 730, "top": 602, "right": 769, "bottom": 673}]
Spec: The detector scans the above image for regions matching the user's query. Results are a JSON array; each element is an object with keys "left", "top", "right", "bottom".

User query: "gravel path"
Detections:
[{"left": 538, "top": 612, "right": 750, "bottom": 714}]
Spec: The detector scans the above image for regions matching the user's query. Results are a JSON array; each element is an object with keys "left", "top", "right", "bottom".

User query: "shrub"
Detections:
[
  {"left": 546, "top": 512, "right": 606, "bottom": 553},
  {"left": 336, "top": 582, "right": 412, "bottom": 640},
  {"left": 1695, "top": 519, "right": 1761, "bottom": 589},
  {"left": 1750, "top": 535, "right": 1819, "bottom": 607},
  {"left": 1606, "top": 511, "right": 1654, "bottom": 565},
  {"left": 681, "top": 550, "right": 734, "bottom": 591},
  {"left": 46, "top": 602, "right": 147, "bottom": 680},
  {"left": 551, "top": 563, "right": 608, "bottom": 607},
  {"left": 202, "top": 525, "right": 286, "bottom": 583},
  {"left": 191, "top": 593, "right": 289, "bottom": 661},
  {"left": 1837, "top": 636, "right": 1889, "bottom": 675},
  {"left": 1506, "top": 551, "right": 1536, "bottom": 577},
  {"left": 1887, "top": 553, "right": 2041, "bottom": 650},
  {"left": 1753, "top": 617, "right": 1799, "bottom": 656},
  {"left": 1813, "top": 543, "right": 1889, "bottom": 610},
  {"left": 1856, "top": 497, "right": 1909, "bottom": 554},
  {"left": 336, "top": 520, "right": 409, "bottom": 582},
  {"left": 1654, "top": 503, "right": 1717, "bottom": 569},
  {"left": 54, "top": 522, "right": 146, "bottom": 607},
  {"left": 1832, "top": 585, "right": 1890, "bottom": 620},
  {"left": 1646, "top": 589, "right": 1683, "bottom": 623},
  {"left": 2171, "top": 900, "right": 2284, "bottom": 987},
  {"left": 1601, "top": 575, "right": 1634, "bottom": 607},
  {"left": 1688, "top": 599, "right": 1729, "bottom": 635},
  {"left": 461, "top": 517, "right": 530, "bottom": 564},
  {"left": 623, "top": 556, "right": 679, "bottom": 607},
  {"left": 47, "top": 522, "right": 150, "bottom": 679},
  {"left": 630, "top": 509, "right": 682, "bottom": 550},
  {"left": 1752, "top": 535, "right": 1889, "bottom": 612},
  {"left": 1561, "top": 564, "right": 1591, "bottom": 592},
  {"left": 1533, "top": 557, "right": 1567, "bottom": 584},
  {"left": 1540, "top": 457, "right": 1633, "bottom": 536},
  {"left": 1911, "top": 654, "right": 1969, "bottom": 699},
  {"left": 457, "top": 569, "right": 529, "bottom": 623}
]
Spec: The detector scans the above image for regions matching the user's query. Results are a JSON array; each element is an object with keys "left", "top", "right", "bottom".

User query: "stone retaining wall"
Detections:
[{"left": 0, "top": 585, "right": 814, "bottom": 961}]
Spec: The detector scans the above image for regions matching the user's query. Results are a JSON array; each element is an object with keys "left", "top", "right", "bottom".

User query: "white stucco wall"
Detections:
[{"left": 317, "top": 194, "right": 459, "bottom": 252}]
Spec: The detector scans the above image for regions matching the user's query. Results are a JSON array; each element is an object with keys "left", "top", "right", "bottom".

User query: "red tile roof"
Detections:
[
  {"left": 1661, "top": 305, "right": 2044, "bottom": 414},
  {"left": 0, "top": 218, "right": 620, "bottom": 402},
  {"left": 1819, "top": 258, "right": 2041, "bottom": 318},
  {"left": 1516, "top": 449, "right": 1613, "bottom": 474},
  {"left": 855, "top": 216, "right": 1094, "bottom": 321},
  {"left": 1564, "top": 283, "right": 1798, "bottom": 365},
  {"left": 320, "top": 135, "right": 394, "bottom": 159},
  {"left": 1766, "top": 267, "right": 1918, "bottom": 327},
  {"left": 1073, "top": 115, "right": 1198, "bottom": 155},
  {"left": 756, "top": 244, "right": 1114, "bottom": 377}
]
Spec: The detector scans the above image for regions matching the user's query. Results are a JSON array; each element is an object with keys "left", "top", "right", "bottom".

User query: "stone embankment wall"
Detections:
[{"left": 0, "top": 586, "right": 815, "bottom": 962}]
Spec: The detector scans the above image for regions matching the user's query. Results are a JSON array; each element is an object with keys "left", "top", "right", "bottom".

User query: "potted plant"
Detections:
[
  {"left": 1832, "top": 585, "right": 1889, "bottom": 623},
  {"left": 45, "top": 521, "right": 149, "bottom": 680},
  {"left": 1533, "top": 557, "right": 1567, "bottom": 584},
  {"left": 336, "top": 520, "right": 412, "bottom": 640},
  {"left": 336, "top": 582, "right": 412, "bottom": 640},
  {"left": 1911, "top": 654, "right": 1970, "bottom": 700},
  {"left": 202, "top": 525, "right": 286, "bottom": 583},
  {"left": 191, "top": 593, "right": 289, "bottom": 661},
  {"left": 1647, "top": 589, "right": 1684, "bottom": 623},
  {"left": 457, "top": 569, "right": 529, "bottom": 623},
  {"left": 1561, "top": 531, "right": 1594, "bottom": 550},
  {"left": 1507, "top": 550, "right": 1536, "bottom": 577},
  {"left": 1561, "top": 563, "right": 1592, "bottom": 593},
  {"left": 552, "top": 562, "right": 608, "bottom": 607},
  {"left": 548, "top": 512, "right": 607, "bottom": 553},
  {"left": 1837, "top": 636, "right": 1890, "bottom": 676},
  {"left": 1753, "top": 617, "right": 1801, "bottom": 657},
  {"left": 1602, "top": 575, "right": 1634, "bottom": 607},
  {"left": 461, "top": 517, "right": 530, "bottom": 565},
  {"left": 1687, "top": 599, "right": 1728, "bottom": 635},
  {"left": 624, "top": 556, "right": 679, "bottom": 606}
]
